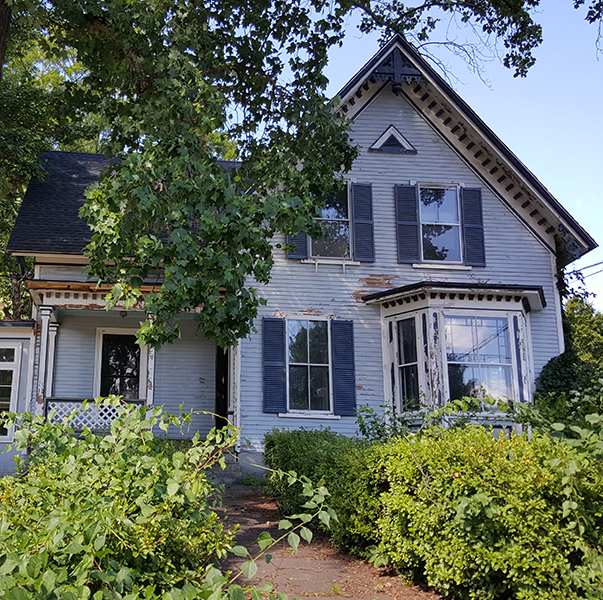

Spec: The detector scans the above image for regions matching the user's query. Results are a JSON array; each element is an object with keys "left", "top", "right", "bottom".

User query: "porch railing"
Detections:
[{"left": 45, "top": 397, "right": 145, "bottom": 432}]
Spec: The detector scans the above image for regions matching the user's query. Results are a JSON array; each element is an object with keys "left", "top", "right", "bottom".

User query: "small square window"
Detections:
[{"left": 419, "top": 186, "right": 462, "bottom": 262}]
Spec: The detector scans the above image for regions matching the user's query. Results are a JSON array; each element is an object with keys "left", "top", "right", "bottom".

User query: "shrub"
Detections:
[
  {"left": 264, "top": 426, "right": 603, "bottom": 600},
  {"left": 263, "top": 428, "right": 379, "bottom": 553},
  {"left": 0, "top": 401, "right": 238, "bottom": 599}
]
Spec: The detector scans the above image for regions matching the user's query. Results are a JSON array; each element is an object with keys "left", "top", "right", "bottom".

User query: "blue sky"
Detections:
[{"left": 323, "top": 3, "right": 603, "bottom": 309}]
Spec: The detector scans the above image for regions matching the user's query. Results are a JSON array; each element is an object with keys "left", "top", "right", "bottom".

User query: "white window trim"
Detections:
[
  {"left": 440, "top": 309, "right": 522, "bottom": 405},
  {"left": 93, "top": 328, "right": 149, "bottom": 400},
  {"left": 384, "top": 306, "right": 529, "bottom": 412},
  {"left": 310, "top": 181, "right": 353, "bottom": 261},
  {"left": 284, "top": 316, "right": 335, "bottom": 416},
  {"left": 416, "top": 182, "right": 464, "bottom": 265},
  {"left": 0, "top": 342, "right": 23, "bottom": 442}
]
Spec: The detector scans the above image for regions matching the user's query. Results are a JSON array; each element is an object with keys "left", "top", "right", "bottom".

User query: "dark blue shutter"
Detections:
[
  {"left": 395, "top": 185, "right": 420, "bottom": 263},
  {"left": 263, "top": 317, "right": 287, "bottom": 413},
  {"left": 461, "top": 188, "right": 485, "bottom": 267},
  {"left": 331, "top": 320, "right": 356, "bottom": 416},
  {"left": 286, "top": 233, "right": 308, "bottom": 259},
  {"left": 352, "top": 183, "right": 375, "bottom": 262}
]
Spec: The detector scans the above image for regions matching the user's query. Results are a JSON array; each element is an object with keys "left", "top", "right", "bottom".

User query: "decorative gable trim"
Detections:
[
  {"left": 369, "top": 126, "right": 417, "bottom": 154},
  {"left": 335, "top": 36, "right": 597, "bottom": 265}
]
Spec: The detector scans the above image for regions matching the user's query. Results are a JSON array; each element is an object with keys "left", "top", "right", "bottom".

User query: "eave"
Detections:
[
  {"left": 362, "top": 281, "right": 546, "bottom": 313},
  {"left": 335, "top": 36, "right": 597, "bottom": 265}
]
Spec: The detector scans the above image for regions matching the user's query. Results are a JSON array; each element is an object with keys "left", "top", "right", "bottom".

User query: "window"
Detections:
[
  {"left": 444, "top": 315, "right": 514, "bottom": 401},
  {"left": 286, "top": 183, "right": 374, "bottom": 262},
  {"left": 395, "top": 184, "right": 485, "bottom": 266},
  {"left": 287, "top": 320, "right": 330, "bottom": 411},
  {"left": 0, "top": 344, "right": 22, "bottom": 439},
  {"left": 312, "top": 187, "right": 351, "bottom": 259},
  {"left": 262, "top": 317, "right": 356, "bottom": 416},
  {"left": 396, "top": 317, "right": 420, "bottom": 409},
  {"left": 419, "top": 186, "right": 461, "bottom": 262},
  {"left": 94, "top": 329, "right": 148, "bottom": 400}
]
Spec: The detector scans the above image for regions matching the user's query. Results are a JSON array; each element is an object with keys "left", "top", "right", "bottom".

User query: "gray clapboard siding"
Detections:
[
  {"left": 153, "top": 319, "right": 215, "bottom": 439},
  {"left": 52, "top": 315, "right": 215, "bottom": 438},
  {"left": 237, "top": 86, "right": 561, "bottom": 449}
]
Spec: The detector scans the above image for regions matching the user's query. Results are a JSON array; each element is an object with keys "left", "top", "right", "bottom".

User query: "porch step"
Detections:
[{"left": 208, "top": 452, "right": 243, "bottom": 484}]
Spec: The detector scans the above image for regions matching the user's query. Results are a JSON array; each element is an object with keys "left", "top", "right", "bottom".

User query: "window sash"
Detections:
[
  {"left": 286, "top": 319, "right": 332, "bottom": 412},
  {"left": 311, "top": 184, "right": 352, "bottom": 259},
  {"left": 444, "top": 315, "right": 516, "bottom": 402},
  {"left": 419, "top": 185, "right": 463, "bottom": 263}
]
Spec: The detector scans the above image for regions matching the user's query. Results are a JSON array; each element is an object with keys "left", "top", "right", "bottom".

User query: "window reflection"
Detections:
[
  {"left": 100, "top": 334, "right": 140, "bottom": 399},
  {"left": 288, "top": 319, "right": 330, "bottom": 411},
  {"left": 313, "top": 186, "right": 351, "bottom": 258},
  {"left": 420, "top": 187, "right": 461, "bottom": 262},
  {"left": 445, "top": 316, "right": 513, "bottom": 401}
]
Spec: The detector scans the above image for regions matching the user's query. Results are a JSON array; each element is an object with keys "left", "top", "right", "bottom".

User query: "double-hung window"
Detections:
[
  {"left": 444, "top": 315, "right": 514, "bottom": 401},
  {"left": 395, "top": 184, "right": 485, "bottom": 266},
  {"left": 262, "top": 317, "right": 356, "bottom": 416},
  {"left": 287, "top": 319, "right": 330, "bottom": 411},
  {"left": 312, "top": 187, "right": 351, "bottom": 259},
  {"left": 286, "top": 183, "right": 375, "bottom": 263},
  {"left": 0, "top": 344, "right": 22, "bottom": 440},
  {"left": 419, "top": 186, "right": 462, "bottom": 262},
  {"left": 396, "top": 317, "right": 420, "bottom": 409}
]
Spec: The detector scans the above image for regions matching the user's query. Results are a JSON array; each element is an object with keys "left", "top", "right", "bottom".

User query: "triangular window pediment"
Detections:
[{"left": 369, "top": 125, "right": 417, "bottom": 154}]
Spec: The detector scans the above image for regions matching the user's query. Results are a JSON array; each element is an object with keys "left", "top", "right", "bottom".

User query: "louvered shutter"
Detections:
[
  {"left": 286, "top": 233, "right": 308, "bottom": 259},
  {"left": 352, "top": 183, "right": 375, "bottom": 262},
  {"left": 461, "top": 188, "right": 486, "bottom": 267},
  {"left": 263, "top": 317, "right": 287, "bottom": 413},
  {"left": 395, "top": 185, "right": 420, "bottom": 263},
  {"left": 331, "top": 320, "right": 356, "bottom": 416}
]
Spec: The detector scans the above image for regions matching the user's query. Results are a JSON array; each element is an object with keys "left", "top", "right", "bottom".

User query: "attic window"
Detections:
[{"left": 369, "top": 126, "right": 416, "bottom": 154}]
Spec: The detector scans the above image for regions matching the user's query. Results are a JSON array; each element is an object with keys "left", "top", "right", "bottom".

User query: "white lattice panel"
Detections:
[{"left": 46, "top": 400, "right": 119, "bottom": 431}]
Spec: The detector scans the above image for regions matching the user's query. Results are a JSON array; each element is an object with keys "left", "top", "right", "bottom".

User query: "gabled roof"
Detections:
[
  {"left": 7, "top": 152, "right": 114, "bottom": 255},
  {"left": 335, "top": 35, "right": 597, "bottom": 264},
  {"left": 7, "top": 151, "right": 239, "bottom": 256}
]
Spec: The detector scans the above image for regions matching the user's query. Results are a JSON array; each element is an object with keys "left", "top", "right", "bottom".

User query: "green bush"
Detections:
[
  {"left": 264, "top": 426, "right": 603, "bottom": 600},
  {"left": 263, "top": 428, "right": 379, "bottom": 554},
  {"left": 0, "top": 401, "right": 238, "bottom": 599}
]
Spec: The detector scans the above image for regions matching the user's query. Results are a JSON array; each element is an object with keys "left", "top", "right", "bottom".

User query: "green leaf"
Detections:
[
  {"left": 257, "top": 531, "right": 274, "bottom": 551},
  {"left": 229, "top": 545, "right": 250, "bottom": 557},
  {"left": 287, "top": 532, "right": 300, "bottom": 552},
  {"left": 240, "top": 560, "right": 258, "bottom": 579},
  {"left": 167, "top": 482, "right": 179, "bottom": 496},
  {"left": 93, "top": 534, "right": 106, "bottom": 551},
  {"left": 278, "top": 519, "right": 292, "bottom": 530},
  {"left": 228, "top": 585, "right": 246, "bottom": 600},
  {"left": 265, "top": 554, "right": 273, "bottom": 564},
  {"left": 299, "top": 527, "right": 312, "bottom": 543}
]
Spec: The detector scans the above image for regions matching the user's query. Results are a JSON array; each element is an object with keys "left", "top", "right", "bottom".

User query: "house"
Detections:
[{"left": 1, "top": 35, "right": 596, "bottom": 475}]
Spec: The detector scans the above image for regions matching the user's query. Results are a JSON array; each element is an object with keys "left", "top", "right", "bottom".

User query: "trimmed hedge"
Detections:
[{"left": 264, "top": 427, "right": 603, "bottom": 600}]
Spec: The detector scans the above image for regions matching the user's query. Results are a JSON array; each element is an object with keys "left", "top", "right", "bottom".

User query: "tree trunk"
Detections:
[{"left": 0, "top": 0, "right": 12, "bottom": 86}]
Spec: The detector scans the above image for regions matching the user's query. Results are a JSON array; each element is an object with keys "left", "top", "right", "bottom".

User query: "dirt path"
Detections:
[{"left": 215, "top": 484, "right": 442, "bottom": 600}]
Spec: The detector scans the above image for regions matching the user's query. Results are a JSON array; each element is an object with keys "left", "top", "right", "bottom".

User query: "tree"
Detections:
[
  {"left": 0, "top": 23, "right": 102, "bottom": 319},
  {"left": 1, "top": 0, "right": 602, "bottom": 344}
]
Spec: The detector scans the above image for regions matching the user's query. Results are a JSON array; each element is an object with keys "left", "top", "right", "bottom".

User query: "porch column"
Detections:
[
  {"left": 228, "top": 345, "right": 241, "bottom": 451},
  {"left": 45, "top": 323, "right": 59, "bottom": 399},
  {"left": 36, "top": 306, "right": 53, "bottom": 416}
]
